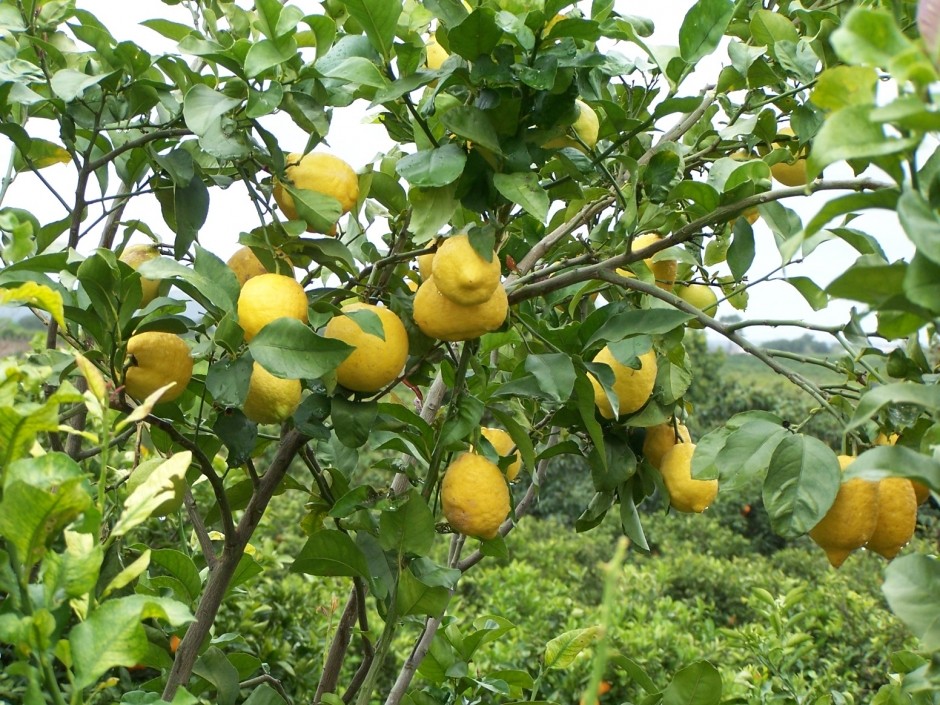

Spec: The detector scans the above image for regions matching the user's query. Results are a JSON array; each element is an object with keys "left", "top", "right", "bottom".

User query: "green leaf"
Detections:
[
  {"left": 396, "top": 144, "right": 467, "bottom": 187},
  {"left": 762, "top": 434, "right": 840, "bottom": 538},
  {"left": 493, "top": 172, "right": 550, "bottom": 222},
  {"left": 749, "top": 9, "right": 799, "bottom": 47},
  {"left": 826, "top": 257, "right": 906, "bottom": 307},
  {"left": 678, "top": 0, "right": 733, "bottom": 63},
  {"left": 831, "top": 8, "right": 912, "bottom": 68},
  {"left": 524, "top": 354, "right": 575, "bottom": 403},
  {"left": 409, "top": 184, "right": 458, "bottom": 244},
  {"left": 448, "top": 8, "right": 503, "bottom": 59},
  {"left": 583, "top": 309, "right": 691, "bottom": 347},
  {"left": 344, "top": 0, "right": 402, "bottom": 60},
  {"left": 140, "top": 18, "right": 196, "bottom": 41},
  {"left": 843, "top": 446, "right": 940, "bottom": 492},
  {"left": 440, "top": 394, "right": 486, "bottom": 448},
  {"left": 150, "top": 549, "right": 203, "bottom": 605},
  {"left": 904, "top": 252, "right": 940, "bottom": 313},
  {"left": 810, "top": 66, "right": 878, "bottom": 111},
  {"left": 544, "top": 626, "right": 603, "bottom": 670},
  {"left": 245, "top": 37, "right": 298, "bottom": 78},
  {"left": 248, "top": 318, "right": 352, "bottom": 380},
  {"left": 785, "top": 277, "right": 828, "bottom": 311},
  {"left": 847, "top": 382, "right": 940, "bottom": 431},
  {"left": 706, "top": 421, "right": 788, "bottom": 489},
  {"left": 379, "top": 490, "right": 436, "bottom": 556},
  {"left": 205, "top": 356, "right": 253, "bottom": 407},
  {"left": 113, "top": 452, "right": 190, "bottom": 538},
  {"left": 138, "top": 256, "right": 233, "bottom": 314},
  {"left": 727, "top": 218, "right": 754, "bottom": 281},
  {"left": 192, "top": 647, "right": 239, "bottom": 705},
  {"left": 286, "top": 187, "right": 344, "bottom": 234},
  {"left": 70, "top": 595, "right": 194, "bottom": 688},
  {"left": 803, "top": 190, "right": 899, "bottom": 239},
  {"left": 242, "top": 684, "right": 286, "bottom": 705},
  {"left": 291, "top": 529, "right": 370, "bottom": 577},
  {"left": 898, "top": 188, "right": 940, "bottom": 265},
  {"left": 883, "top": 554, "right": 940, "bottom": 650},
  {"left": 439, "top": 106, "right": 501, "bottom": 154},
  {"left": 321, "top": 56, "right": 390, "bottom": 88},
  {"left": 663, "top": 661, "right": 722, "bottom": 705},
  {"left": 182, "top": 85, "right": 241, "bottom": 136},
  {"left": 397, "top": 562, "right": 452, "bottom": 618},
  {"left": 50, "top": 68, "right": 110, "bottom": 102},
  {"left": 332, "top": 397, "right": 378, "bottom": 449}
]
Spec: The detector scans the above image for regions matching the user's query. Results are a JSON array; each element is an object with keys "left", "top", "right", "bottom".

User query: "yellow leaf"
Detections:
[{"left": 0, "top": 282, "right": 64, "bottom": 328}]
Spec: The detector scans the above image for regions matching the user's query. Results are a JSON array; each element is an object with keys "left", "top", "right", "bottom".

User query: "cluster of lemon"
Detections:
[{"left": 808, "top": 434, "right": 927, "bottom": 568}]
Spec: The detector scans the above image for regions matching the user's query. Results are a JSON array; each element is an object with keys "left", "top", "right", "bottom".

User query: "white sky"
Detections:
[{"left": 2, "top": 1, "right": 914, "bottom": 343}]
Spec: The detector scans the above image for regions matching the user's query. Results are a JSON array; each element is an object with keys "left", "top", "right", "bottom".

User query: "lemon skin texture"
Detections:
[
  {"left": 119, "top": 244, "right": 162, "bottom": 307},
  {"left": 589, "top": 346, "right": 657, "bottom": 419},
  {"left": 431, "top": 234, "right": 501, "bottom": 305},
  {"left": 237, "top": 273, "right": 309, "bottom": 342},
  {"left": 417, "top": 252, "right": 435, "bottom": 280},
  {"left": 481, "top": 427, "right": 522, "bottom": 481},
  {"left": 441, "top": 453, "right": 511, "bottom": 539},
  {"left": 659, "top": 442, "right": 717, "bottom": 513},
  {"left": 676, "top": 283, "right": 719, "bottom": 328},
  {"left": 227, "top": 247, "right": 293, "bottom": 288},
  {"left": 323, "top": 303, "right": 410, "bottom": 393},
  {"left": 243, "top": 362, "right": 302, "bottom": 424},
  {"left": 866, "top": 477, "right": 917, "bottom": 560},
  {"left": 425, "top": 36, "right": 449, "bottom": 70},
  {"left": 808, "top": 455, "right": 880, "bottom": 568},
  {"left": 769, "top": 128, "right": 809, "bottom": 187},
  {"left": 643, "top": 422, "right": 691, "bottom": 470},
  {"left": 631, "top": 233, "right": 676, "bottom": 291},
  {"left": 124, "top": 332, "right": 193, "bottom": 403},
  {"left": 273, "top": 152, "right": 359, "bottom": 231},
  {"left": 413, "top": 277, "right": 508, "bottom": 341}
]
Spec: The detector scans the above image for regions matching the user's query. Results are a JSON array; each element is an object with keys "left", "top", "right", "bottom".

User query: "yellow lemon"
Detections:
[
  {"left": 425, "top": 35, "right": 449, "bottom": 70},
  {"left": 676, "top": 283, "right": 718, "bottom": 328},
  {"left": 659, "top": 442, "right": 717, "bottom": 513},
  {"left": 273, "top": 152, "right": 359, "bottom": 232},
  {"left": 323, "top": 302, "right": 410, "bottom": 393},
  {"left": 417, "top": 252, "right": 435, "bottom": 280},
  {"left": 769, "top": 127, "right": 809, "bottom": 187},
  {"left": 431, "top": 234, "right": 501, "bottom": 305},
  {"left": 866, "top": 477, "right": 917, "bottom": 560},
  {"left": 808, "top": 455, "right": 880, "bottom": 568},
  {"left": 643, "top": 422, "right": 691, "bottom": 470},
  {"left": 481, "top": 427, "right": 522, "bottom": 481},
  {"left": 543, "top": 99, "right": 600, "bottom": 151},
  {"left": 441, "top": 453, "right": 510, "bottom": 539},
  {"left": 588, "top": 346, "right": 657, "bottom": 419},
  {"left": 227, "top": 247, "right": 293, "bottom": 287},
  {"left": 874, "top": 431, "right": 930, "bottom": 504},
  {"left": 119, "top": 244, "right": 162, "bottom": 307},
  {"left": 413, "top": 277, "right": 508, "bottom": 341},
  {"left": 124, "top": 332, "right": 193, "bottom": 403},
  {"left": 243, "top": 362, "right": 302, "bottom": 424},
  {"left": 631, "top": 233, "right": 676, "bottom": 291},
  {"left": 237, "top": 273, "right": 309, "bottom": 341}
]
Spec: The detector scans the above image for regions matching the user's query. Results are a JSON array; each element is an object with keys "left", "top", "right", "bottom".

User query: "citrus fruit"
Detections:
[
  {"left": 441, "top": 453, "right": 510, "bottom": 539},
  {"left": 631, "top": 233, "right": 676, "bottom": 291},
  {"left": 769, "top": 127, "right": 809, "bottom": 187},
  {"left": 543, "top": 99, "right": 599, "bottom": 151},
  {"left": 237, "top": 273, "right": 309, "bottom": 341},
  {"left": 676, "top": 283, "right": 718, "bottom": 328},
  {"left": 874, "top": 432, "right": 930, "bottom": 504},
  {"left": 417, "top": 252, "right": 435, "bottom": 280},
  {"left": 659, "top": 443, "right": 717, "bottom": 513},
  {"left": 866, "top": 477, "right": 917, "bottom": 559},
  {"left": 430, "top": 234, "right": 501, "bottom": 305},
  {"left": 124, "top": 332, "right": 193, "bottom": 403},
  {"left": 425, "top": 35, "right": 449, "bottom": 70},
  {"left": 643, "top": 421, "right": 691, "bottom": 469},
  {"left": 413, "top": 277, "right": 508, "bottom": 341},
  {"left": 741, "top": 206, "right": 760, "bottom": 224},
  {"left": 323, "top": 302, "right": 409, "bottom": 393},
  {"left": 124, "top": 457, "right": 185, "bottom": 517},
  {"left": 588, "top": 346, "right": 657, "bottom": 419},
  {"left": 119, "top": 244, "right": 162, "bottom": 307},
  {"left": 243, "top": 362, "right": 302, "bottom": 424},
  {"left": 273, "top": 152, "right": 359, "bottom": 231},
  {"left": 481, "top": 427, "right": 522, "bottom": 481},
  {"left": 808, "top": 455, "right": 880, "bottom": 568},
  {"left": 227, "top": 246, "right": 293, "bottom": 287}
]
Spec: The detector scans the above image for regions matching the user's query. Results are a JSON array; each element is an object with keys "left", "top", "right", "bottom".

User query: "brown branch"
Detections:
[
  {"left": 315, "top": 588, "right": 361, "bottom": 702},
  {"left": 239, "top": 674, "right": 292, "bottom": 704},
  {"left": 85, "top": 128, "right": 192, "bottom": 173},
  {"left": 184, "top": 487, "right": 218, "bottom": 570}
]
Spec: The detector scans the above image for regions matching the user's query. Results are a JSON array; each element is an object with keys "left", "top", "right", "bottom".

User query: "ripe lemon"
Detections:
[
  {"left": 323, "top": 302, "right": 409, "bottom": 393},
  {"left": 227, "top": 246, "right": 293, "bottom": 287},
  {"left": 243, "top": 362, "right": 302, "bottom": 424},
  {"left": 413, "top": 277, "right": 508, "bottom": 341},
  {"left": 631, "top": 233, "right": 676, "bottom": 291},
  {"left": 875, "top": 431, "right": 930, "bottom": 504},
  {"left": 425, "top": 35, "right": 449, "bottom": 70},
  {"left": 769, "top": 127, "right": 809, "bottom": 187},
  {"left": 273, "top": 152, "right": 359, "bottom": 231},
  {"left": 643, "top": 421, "right": 691, "bottom": 469},
  {"left": 237, "top": 273, "right": 309, "bottom": 341},
  {"left": 430, "top": 234, "right": 501, "bottom": 305},
  {"left": 659, "top": 442, "right": 717, "bottom": 513},
  {"left": 119, "top": 244, "right": 162, "bottom": 307},
  {"left": 676, "top": 283, "right": 718, "bottom": 328},
  {"left": 544, "top": 99, "right": 599, "bottom": 151},
  {"left": 480, "top": 427, "right": 522, "bottom": 481},
  {"left": 866, "top": 477, "right": 917, "bottom": 559},
  {"left": 588, "top": 346, "right": 657, "bottom": 419},
  {"left": 441, "top": 453, "right": 510, "bottom": 539},
  {"left": 124, "top": 332, "right": 193, "bottom": 403},
  {"left": 808, "top": 455, "right": 880, "bottom": 568},
  {"left": 417, "top": 252, "right": 435, "bottom": 280}
]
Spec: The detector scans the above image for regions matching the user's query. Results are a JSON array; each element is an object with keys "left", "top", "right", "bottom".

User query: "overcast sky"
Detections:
[{"left": 1, "top": 1, "right": 913, "bottom": 343}]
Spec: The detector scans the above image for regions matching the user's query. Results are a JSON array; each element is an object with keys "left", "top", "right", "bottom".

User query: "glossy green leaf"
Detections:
[
  {"left": 810, "top": 66, "right": 877, "bottom": 111},
  {"left": 803, "top": 189, "right": 899, "bottom": 239},
  {"left": 847, "top": 382, "right": 940, "bottom": 431},
  {"left": 826, "top": 257, "right": 906, "bottom": 307},
  {"left": 248, "top": 318, "right": 352, "bottom": 380},
  {"left": 727, "top": 218, "right": 754, "bottom": 281},
  {"left": 138, "top": 256, "right": 233, "bottom": 314},
  {"left": 831, "top": 8, "right": 911, "bottom": 68},
  {"left": 843, "top": 446, "right": 940, "bottom": 492},
  {"left": 524, "top": 353, "right": 575, "bottom": 403},
  {"left": 903, "top": 252, "right": 940, "bottom": 313},
  {"left": 785, "top": 276, "right": 828, "bottom": 311},
  {"left": 396, "top": 144, "right": 467, "bottom": 187},
  {"left": 182, "top": 85, "right": 241, "bottom": 136},
  {"left": 583, "top": 309, "right": 691, "bottom": 347},
  {"left": 678, "top": 0, "right": 733, "bottom": 63},
  {"left": 245, "top": 37, "right": 298, "bottom": 77},
  {"left": 409, "top": 184, "right": 458, "bottom": 244},
  {"left": 898, "top": 188, "right": 940, "bottom": 265},
  {"left": 291, "top": 529, "right": 370, "bottom": 577},
  {"left": 749, "top": 9, "right": 799, "bottom": 47},
  {"left": 345, "top": 0, "right": 402, "bottom": 60},
  {"left": 493, "top": 172, "right": 550, "bottom": 222},
  {"left": 379, "top": 490, "right": 436, "bottom": 556},
  {"left": 192, "top": 647, "right": 239, "bottom": 705},
  {"left": 762, "top": 434, "right": 840, "bottom": 538},
  {"left": 332, "top": 397, "right": 378, "bottom": 448},
  {"left": 440, "top": 394, "right": 485, "bottom": 448},
  {"left": 205, "top": 356, "right": 253, "bottom": 407},
  {"left": 397, "top": 562, "right": 452, "bottom": 618},
  {"left": 663, "top": 661, "right": 722, "bottom": 705},
  {"left": 439, "top": 106, "right": 501, "bottom": 153},
  {"left": 50, "top": 68, "right": 110, "bottom": 102},
  {"left": 448, "top": 8, "right": 503, "bottom": 59},
  {"left": 883, "top": 554, "right": 940, "bottom": 650}
]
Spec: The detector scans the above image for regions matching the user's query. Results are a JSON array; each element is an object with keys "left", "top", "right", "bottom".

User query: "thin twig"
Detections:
[{"left": 184, "top": 487, "right": 218, "bottom": 570}]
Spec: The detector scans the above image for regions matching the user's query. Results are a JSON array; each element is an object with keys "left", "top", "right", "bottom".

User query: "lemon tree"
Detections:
[{"left": 0, "top": 1, "right": 939, "bottom": 704}]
